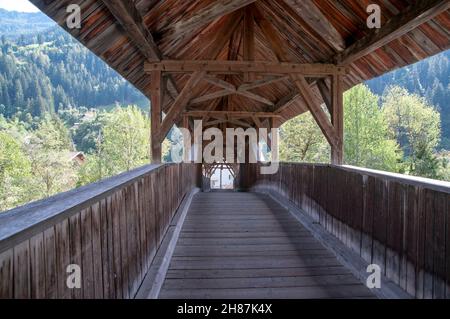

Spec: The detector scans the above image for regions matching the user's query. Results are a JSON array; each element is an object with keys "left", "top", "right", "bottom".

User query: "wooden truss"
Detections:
[{"left": 149, "top": 64, "right": 344, "bottom": 165}]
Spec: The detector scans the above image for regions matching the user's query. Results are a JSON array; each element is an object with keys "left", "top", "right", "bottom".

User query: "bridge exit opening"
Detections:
[{"left": 202, "top": 163, "right": 238, "bottom": 191}]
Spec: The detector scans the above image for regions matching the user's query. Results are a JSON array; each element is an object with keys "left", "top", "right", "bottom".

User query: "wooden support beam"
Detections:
[
  {"left": 272, "top": 92, "right": 302, "bottom": 114},
  {"left": 144, "top": 60, "right": 348, "bottom": 76},
  {"left": 203, "top": 76, "right": 236, "bottom": 91},
  {"left": 159, "top": 71, "right": 206, "bottom": 142},
  {"left": 194, "top": 76, "right": 275, "bottom": 106},
  {"left": 101, "top": 0, "right": 160, "bottom": 61},
  {"left": 331, "top": 74, "right": 344, "bottom": 165},
  {"left": 190, "top": 89, "right": 232, "bottom": 105},
  {"left": 237, "top": 90, "right": 274, "bottom": 106},
  {"left": 316, "top": 79, "right": 332, "bottom": 114},
  {"left": 335, "top": 0, "right": 450, "bottom": 65},
  {"left": 100, "top": 0, "right": 179, "bottom": 99},
  {"left": 185, "top": 111, "right": 282, "bottom": 118},
  {"left": 238, "top": 76, "right": 289, "bottom": 91},
  {"left": 166, "top": 0, "right": 258, "bottom": 40},
  {"left": 150, "top": 71, "right": 163, "bottom": 163},
  {"left": 290, "top": 74, "right": 339, "bottom": 148}
]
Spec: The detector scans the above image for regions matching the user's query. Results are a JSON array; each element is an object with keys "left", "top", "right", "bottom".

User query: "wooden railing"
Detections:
[
  {"left": 0, "top": 163, "right": 200, "bottom": 299},
  {"left": 240, "top": 163, "right": 450, "bottom": 299}
]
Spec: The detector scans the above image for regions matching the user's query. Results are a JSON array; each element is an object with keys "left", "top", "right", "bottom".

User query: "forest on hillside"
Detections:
[
  {"left": 0, "top": 15, "right": 147, "bottom": 121},
  {"left": 367, "top": 51, "right": 450, "bottom": 149},
  {"left": 0, "top": 8, "right": 53, "bottom": 38}
]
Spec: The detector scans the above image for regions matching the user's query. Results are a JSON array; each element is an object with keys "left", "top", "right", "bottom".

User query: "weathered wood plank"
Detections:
[
  {"left": 0, "top": 163, "right": 199, "bottom": 299},
  {"left": 13, "top": 241, "right": 30, "bottom": 299},
  {"left": 145, "top": 60, "right": 348, "bottom": 76},
  {"left": 90, "top": 203, "right": 104, "bottom": 299},
  {"left": 242, "top": 163, "right": 450, "bottom": 299},
  {"left": 43, "top": 226, "right": 57, "bottom": 299},
  {"left": 335, "top": 0, "right": 450, "bottom": 64},
  {"left": 55, "top": 220, "right": 70, "bottom": 298},
  {"left": 0, "top": 249, "right": 13, "bottom": 298},
  {"left": 160, "top": 192, "right": 374, "bottom": 299}
]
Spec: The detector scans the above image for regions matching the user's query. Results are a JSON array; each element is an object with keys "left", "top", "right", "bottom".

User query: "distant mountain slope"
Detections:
[
  {"left": 0, "top": 8, "right": 54, "bottom": 38},
  {"left": 0, "top": 9, "right": 147, "bottom": 120},
  {"left": 366, "top": 50, "right": 450, "bottom": 149}
]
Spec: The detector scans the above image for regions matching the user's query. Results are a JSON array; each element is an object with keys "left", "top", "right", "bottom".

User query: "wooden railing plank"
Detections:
[
  {"left": 90, "top": 203, "right": 104, "bottom": 299},
  {"left": 55, "top": 220, "right": 70, "bottom": 298},
  {"left": 29, "top": 233, "right": 45, "bottom": 299},
  {"left": 80, "top": 208, "right": 94, "bottom": 299},
  {"left": 243, "top": 162, "right": 450, "bottom": 299},
  {"left": 43, "top": 226, "right": 57, "bottom": 298},
  {"left": 0, "top": 163, "right": 204, "bottom": 299},
  {"left": 0, "top": 249, "right": 13, "bottom": 298}
]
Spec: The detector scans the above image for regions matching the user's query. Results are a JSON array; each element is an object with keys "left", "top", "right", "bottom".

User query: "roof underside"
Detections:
[{"left": 31, "top": 0, "right": 450, "bottom": 124}]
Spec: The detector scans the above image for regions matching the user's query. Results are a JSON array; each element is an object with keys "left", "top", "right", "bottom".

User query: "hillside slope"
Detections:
[
  {"left": 367, "top": 51, "right": 450, "bottom": 149},
  {"left": 0, "top": 10, "right": 147, "bottom": 120}
]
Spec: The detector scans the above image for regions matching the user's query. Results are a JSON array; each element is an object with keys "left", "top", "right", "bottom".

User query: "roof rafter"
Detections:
[
  {"left": 100, "top": 0, "right": 179, "bottom": 98},
  {"left": 335, "top": 0, "right": 450, "bottom": 65},
  {"left": 282, "top": 0, "right": 345, "bottom": 52},
  {"left": 167, "top": 0, "right": 259, "bottom": 41},
  {"left": 144, "top": 60, "right": 347, "bottom": 75}
]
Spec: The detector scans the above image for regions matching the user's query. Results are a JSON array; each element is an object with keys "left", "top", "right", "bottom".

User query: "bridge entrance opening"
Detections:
[{"left": 202, "top": 163, "right": 238, "bottom": 191}]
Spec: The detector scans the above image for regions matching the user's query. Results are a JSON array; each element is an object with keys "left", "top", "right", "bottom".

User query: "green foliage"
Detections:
[
  {"left": 26, "top": 116, "right": 77, "bottom": 198},
  {"left": 367, "top": 50, "right": 450, "bottom": 149},
  {"left": 382, "top": 86, "right": 442, "bottom": 178},
  {"left": 1, "top": 105, "right": 153, "bottom": 211},
  {"left": 344, "top": 84, "right": 402, "bottom": 172},
  {"left": 278, "top": 84, "right": 447, "bottom": 181},
  {"left": 102, "top": 106, "right": 150, "bottom": 172},
  {"left": 0, "top": 131, "right": 32, "bottom": 211},
  {"left": 77, "top": 106, "right": 150, "bottom": 186},
  {"left": 280, "top": 112, "right": 329, "bottom": 163},
  {"left": 0, "top": 22, "right": 147, "bottom": 119}
]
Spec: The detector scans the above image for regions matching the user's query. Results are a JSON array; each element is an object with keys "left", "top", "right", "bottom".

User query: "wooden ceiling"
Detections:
[{"left": 31, "top": 0, "right": 450, "bottom": 124}]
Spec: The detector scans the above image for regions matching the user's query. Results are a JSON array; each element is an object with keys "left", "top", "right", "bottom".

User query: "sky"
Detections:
[{"left": 0, "top": 0, "right": 39, "bottom": 12}]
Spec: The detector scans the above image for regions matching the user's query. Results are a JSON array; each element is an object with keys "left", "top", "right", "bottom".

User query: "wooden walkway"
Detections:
[{"left": 159, "top": 192, "right": 375, "bottom": 299}]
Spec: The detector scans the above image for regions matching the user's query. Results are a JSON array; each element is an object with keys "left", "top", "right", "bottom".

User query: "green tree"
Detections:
[
  {"left": 34, "top": 115, "right": 73, "bottom": 151},
  {"left": 0, "top": 131, "right": 32, "bottom": 211},
  {"left": 344, "top": 84, "right": 402, "bottom": 172},
  {"left": 102, "top": 106, "right": 150, "bottom": 172},
  {"left": 280, "top": 112, "right": 329, "bottom": 163},
  {"left": 26, "top": 116, "right": 77, "bottom": 198},
  {"left": 77, "top": 106, "right": 150, "bottom": 185},
  {"left": 382, "top": 86, "right": 442, "bottom": 178}
]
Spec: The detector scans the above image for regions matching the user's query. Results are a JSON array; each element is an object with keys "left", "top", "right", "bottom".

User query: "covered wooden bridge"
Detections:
[{"left": 1, "top": 0, "right": 450, "bottom": 299}]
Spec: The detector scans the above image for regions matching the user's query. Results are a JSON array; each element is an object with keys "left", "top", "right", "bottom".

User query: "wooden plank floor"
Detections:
[{"left": 159, "top": 192, "right": 376, "bottom": 299}]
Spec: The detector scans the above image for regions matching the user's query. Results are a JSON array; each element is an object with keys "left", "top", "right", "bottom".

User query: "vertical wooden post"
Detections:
[
  {"left": 331, "top": 74, "right": 344, "bottom": 165},
  {"left": 150, "top": 71, "right": 163, "bottom": 163},
  {"left": 270, "top": 117, "right": 280, "bottom": 163},
  {"left": 182, "top": 114, "right": 192, "bottom": 163}
]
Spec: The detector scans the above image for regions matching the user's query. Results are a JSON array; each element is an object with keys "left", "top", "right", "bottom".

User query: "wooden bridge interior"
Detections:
[{"left": 0, "top": 0, "right": 449, "bottom": 299}]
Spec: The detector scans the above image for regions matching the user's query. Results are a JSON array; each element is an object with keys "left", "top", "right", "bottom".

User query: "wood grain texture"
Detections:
[
  {"left": 243, "top": 163, "right": 450, "bottom": 299},
  {"left": 159, "top": 192, "right": 374, "bottom": 299},
  {"left": 0, "top": 164, "right": 199, "bottom": 299}
]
